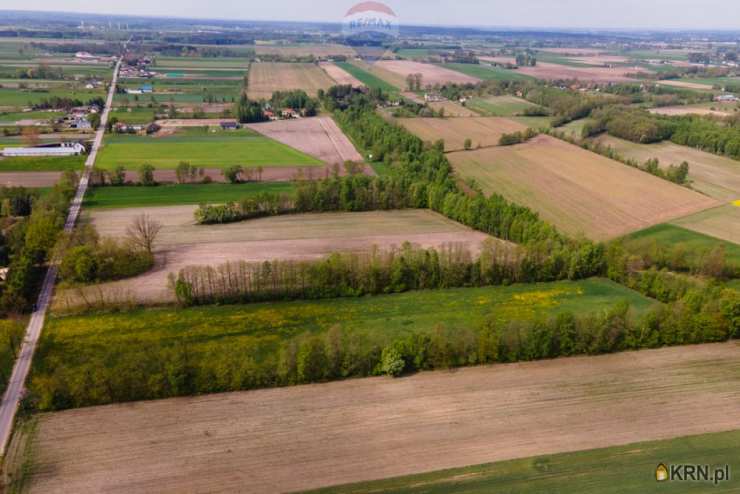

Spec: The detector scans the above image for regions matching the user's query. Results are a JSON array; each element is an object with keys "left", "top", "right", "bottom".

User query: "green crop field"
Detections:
[
  {"left": 84, "top": 182, "right": 296, "bottom": 209},
  {"left": 625, "top": 223, "right": 740, "bottom": 267},
  {"left": 440, "top": 63, "right": 535, "bottom": 81},
  {"left": 0, "top": 87, "right": 105, "bottom": 108},
  {"left": 0, "top": 155, "right": 85, "bottom": 172},
  {"left": 152, "top": 56, "right": 250, "bottom": 69},
  {"left": 309, "top": 430, "right": 740, "bottom": 494},
  {"left": 109, "top": 107, "right": 156, "bottom": 124},
  {"left": 40, "top": 278, "right": 653, "bottom": 380},
  {"left": 336, "top": 62, "right": 399, "bottom": 93},
  {"left": 624, "top": 223, "right": 740, "bottom": 267},
  {"left": 0, "top": 110, "right": 63, "bottom": 122},
  {"left": 95, "top": 128, "right": 322, "bottom": 169},
  {"left": 465, "top": 95, "right": 537, "bottom": 116}
]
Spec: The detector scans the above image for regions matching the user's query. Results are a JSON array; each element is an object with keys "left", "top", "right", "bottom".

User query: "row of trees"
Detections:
[
  {"left": 172, "top": 242, "right": 532, "bottom": 306},
  {"left": 29, "top": 284, "right": 738, "bottom": 410},
  {"left": 0, "top": 172, "right": 78, "bottom": 314},
  {"left": 55, "top": 220, "right": 156, "bottom": 285},
  {"left": 547, "top": 128, "right": 691, "bottom": 186}
]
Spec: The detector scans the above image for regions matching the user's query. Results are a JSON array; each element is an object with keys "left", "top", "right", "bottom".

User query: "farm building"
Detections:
[
  {"left": 715, "top": 94, "right": 739, "bottom": 102},
  {"left": 1, "top": 142, "right": 85, "bottom": 157}
]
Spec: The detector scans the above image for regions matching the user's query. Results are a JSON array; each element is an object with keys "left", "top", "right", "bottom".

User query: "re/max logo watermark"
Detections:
[{"left": 656, "top": 463, "right": 731, "bottom": 485}]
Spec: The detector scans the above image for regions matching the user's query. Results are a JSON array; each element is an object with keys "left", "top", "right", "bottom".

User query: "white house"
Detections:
[{"left": 2, "top": 142, "right": 86, "bottom": 157}]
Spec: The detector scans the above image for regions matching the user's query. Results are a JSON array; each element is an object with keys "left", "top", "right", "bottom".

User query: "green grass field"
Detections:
[
  {"left": 44, "top": 278, "right": 654, "bottom": 365},
  {"left": 95, "top": 128, "right": 322, "bottom": 169},
  {"left": 152, "top": 56, "right": 250, "bottom": 69},
  {"left": 0, "top": 110, "right": 63, "bottom": 122},
  {"left": 336, "top": 62, "right": 399, "bottom": 93},
  {"left": 0, "top": 87, "right": 106, "bottom": 108},
  {"left": 440, "top": 63, "right": 535, "bottom": 81},
  {"left": 623, "top": 224, "right": 740, "bottom": 267},
  {"left": 0, "top": 155, "right": 85, "bottom": 172},
  {"left": 465, "top": 95, "right": 537, "bottom": 116},
  {"left": 308, "top": 430, "right": 740, "bottom": 493},
  {"left": 109, "top": 107, "right": 156, "bottom": 124},
  {"left": 84, "top": 182, "right": 296, "bottom": 209}
]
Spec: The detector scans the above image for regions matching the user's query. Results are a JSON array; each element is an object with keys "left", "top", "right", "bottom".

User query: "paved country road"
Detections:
[{"left": 0, "top": 57, "right": 123, "bottom": 457}]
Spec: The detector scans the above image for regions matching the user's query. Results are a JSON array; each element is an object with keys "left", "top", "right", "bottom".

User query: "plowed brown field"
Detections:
[
  {"left": 397, "top": 117, "right": 527, "bottom": 152},
  {"left": 247, "top": 62, "right": 335, "bottom": 100},
  {"left": 54, "top": 209, "right": 492, "bottom": 307},
  {"left": 375, "top": 60, "right": 480, "bottom": 86},
  {"left": 246, "top": 117, "right": 363, "bottom": 165},
  {"left": 23, "top": 342, "right": 740, "bottom": 493},
  {"left": 448, "top": 135, "right": 718, "bottom": 239}
]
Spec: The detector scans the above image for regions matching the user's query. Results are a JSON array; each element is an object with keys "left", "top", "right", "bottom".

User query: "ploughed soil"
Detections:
[{"left": 25, "top": 342, "right": 740, "bottom": 493}]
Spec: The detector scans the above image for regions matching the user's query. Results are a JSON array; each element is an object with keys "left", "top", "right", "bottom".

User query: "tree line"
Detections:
[
  {"left": 30, "top": 279, "right": 738, "bottom": 411},
  {"left": 0, "top": 171, "right": 77, "bottom": 315}
]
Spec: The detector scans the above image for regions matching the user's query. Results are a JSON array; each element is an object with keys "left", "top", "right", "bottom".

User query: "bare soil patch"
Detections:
[
  {"left": 656, "top": 80, "right": 714, "bottom": 90},
  {"left": 648, "top": 106, "right": 731, "bottom": 117},
  {"left": 0, "top": 172, "right": 62, "bottom": 187},
  {"left": 254, "top": 44, "right": 356, "bottom": 58},
  {"left": 154, "top": 118, "right": 237, "bottom": 127},
  {"left": 516, "top": 62, "right": 650, "bottom": 82},
  {"left": 672, "top": 204, "right": 740, "bottom": 245},
  {"left": 319, "top": 62, "right": 363, "bottom": 87},
  {"left": 539, "top": 47, "right": 606, "bottom": 56},
  {"left": 397, "top": 117, "right": 527, "bottom": 152},
  {"left": 569, "top": 55, "right": 630, "bottom": 65},
  {"left": 428, "top": 101, "right": 479, "bottom": 117},
  {"left": 247, "top": 62, "right": 335, "bottom": 100},
  {"left": 25, "top": 342, "right": 740, "bottom": 493},
  {"left": 55, "top": 209, "right": 492, "bottom": 306},
  {"left": 246, "top": 117, "right": 363, "bottom": 165},
  {"left": 481, "top": 57, "right": 649, "bottom": 82},
  {"left": 375, "top": 60, "right": 480, "bottom": 86},
  {"left": 592, "top": 134, "right": 740, "bottom": 201},
  {"left": 448, "top": 135, "right": 719, "bottom": 240}
]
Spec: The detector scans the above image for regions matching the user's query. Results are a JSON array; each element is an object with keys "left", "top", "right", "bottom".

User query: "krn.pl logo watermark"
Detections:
[{"left": 656, "top": 463, "right": 731, "bottom": 486}]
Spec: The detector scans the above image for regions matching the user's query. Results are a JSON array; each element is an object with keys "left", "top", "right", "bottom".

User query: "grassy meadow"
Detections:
[
  {"left": 84, "top": 182, "right": 296, "bottom": 209},
  {"left": 335, "top": 62, "right": 399, "bottom": 93},
  {"left": 95, "top": 127, "right": 322, "bottom": 169},
  {"left": 624, "top": 223, "right": 740, "bottom": 267},
  {"left": 0, "top": 155, "right": 85, "bottom": 172},
  {"left": 440, "top": 63, "right": 535, "bottom": 81},
  {"left": 309, "top": 430, "right": 740, "bottom": 494},
  {"left": 465, "top": 95, "right": 537, "bottom": 116}
]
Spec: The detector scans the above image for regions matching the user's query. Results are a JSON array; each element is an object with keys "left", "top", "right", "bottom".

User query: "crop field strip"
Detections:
[
  {"left": 247, "top": 62, "right": 336, "bottom": 100},
  {"left": 591, "top": 134, "right": 740, "bottom": 202},
  {"left": 375, "top": 60, "right": 481, "bottom": 86},
  {"left": 22, "top": 342, "right": 740, "bottom": 493},
  {"left": 55, "top": 209, "right": 494, "bottom": 306},
  {"left": 310, "top": 429, "right": 740, "bottom": 494},
  {"left": 624, "top": 223, "right": 740, "bottom": 266},
  {"left": 447, "top": 135, "right": 719, "bottom": 240},
  {"left": 95, "top": 127, "right": 323, "bottom": 169},
  {"left": 397, "top": 116, "right": 528, "bottom": 152},
  {"left": 671, "top": 204, "right": 740, "bottom": 245}
]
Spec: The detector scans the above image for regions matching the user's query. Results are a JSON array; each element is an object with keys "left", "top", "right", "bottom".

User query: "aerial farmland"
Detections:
[{"left": 0, "top": 5, "right": 738, "bottom": 494}]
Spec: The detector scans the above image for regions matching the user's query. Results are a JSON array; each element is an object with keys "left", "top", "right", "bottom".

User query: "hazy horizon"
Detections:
[{"left": 4, "top": 1, "right": 740, "bottom": 31}]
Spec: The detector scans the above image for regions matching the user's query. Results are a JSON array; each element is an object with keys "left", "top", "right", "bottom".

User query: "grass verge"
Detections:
[{"left": 306, "top": 429, "right": 740, "bottom": 493}]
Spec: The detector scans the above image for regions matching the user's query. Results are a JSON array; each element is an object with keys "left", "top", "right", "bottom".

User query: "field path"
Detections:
[{"left": 25, "top": 342, "right": 740, "bottom": 493}]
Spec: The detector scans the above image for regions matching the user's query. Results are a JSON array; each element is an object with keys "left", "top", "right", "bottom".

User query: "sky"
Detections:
[{"left": 7, "top": 0, "right": 740, "bottom": 30}]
